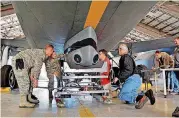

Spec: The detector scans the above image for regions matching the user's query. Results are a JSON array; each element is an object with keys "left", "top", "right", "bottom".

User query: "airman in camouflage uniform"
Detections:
[
  {"left": 11, "top": 45, "right": 54, "bottom": 108},
  {"left": 45, "top": 52, "right": 65, "bottom": 99}
]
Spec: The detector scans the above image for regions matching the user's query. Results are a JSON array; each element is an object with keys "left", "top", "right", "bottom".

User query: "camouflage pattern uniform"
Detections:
[
  {"left": 12, "top": 49, "right": 46, "bottom": 95},
  {"left": 45, "top": 54, "right": 64, "bottom": 91}
]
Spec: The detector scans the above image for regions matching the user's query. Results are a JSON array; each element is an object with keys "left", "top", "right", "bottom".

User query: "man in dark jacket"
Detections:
[
  {"left": 173, "top": 37, "right": 179, "bottom": 94},
  {"left": 172, "top": 37, "right": 179, "bottom": 117},
  {"left": 114, "top": 44, "right": 155, "bottom": 109},
  {"left": 174, "top": 37, "right": 179, "bottom": 81}
]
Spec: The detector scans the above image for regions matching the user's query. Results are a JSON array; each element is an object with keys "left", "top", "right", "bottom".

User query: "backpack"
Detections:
[{"left": 136, "top": 65, "right": 150, "bottom": 83}]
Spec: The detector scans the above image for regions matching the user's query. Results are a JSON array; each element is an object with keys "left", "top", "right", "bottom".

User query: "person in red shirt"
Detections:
[{"left": 99, "top": 49, "right": 112, "bottom": 104}]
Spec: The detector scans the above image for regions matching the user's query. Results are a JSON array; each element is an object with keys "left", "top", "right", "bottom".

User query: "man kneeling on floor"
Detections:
[
  {"left": 99, "top": 49, "right": 112, "bottom": 104},
  {"left": 113, "top": 44, "right": 155, "bottom": 109}
]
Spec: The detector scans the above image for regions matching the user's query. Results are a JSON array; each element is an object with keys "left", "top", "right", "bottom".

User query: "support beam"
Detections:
[
  {"left": 2, "top": 46, "right": 9, "bottom": 67},
  {"left": 136, "top": 23, "right": 171, "bottom": 38},
  {"left": 1, "top": 4, "right": 15, "bottom": 17},
  {"left": 131, "top": 37, "right": 175, "bottom": 53},
  {"left": 1, "top": 38, "right": 30, "bottom": 48},
  {"left": 156, "top": 1, "right": 179, "bottom": 17}
]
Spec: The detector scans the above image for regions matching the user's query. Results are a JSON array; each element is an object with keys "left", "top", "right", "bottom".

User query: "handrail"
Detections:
[{"left": 160, "top": 68, "right": 179, "bottom": 71}]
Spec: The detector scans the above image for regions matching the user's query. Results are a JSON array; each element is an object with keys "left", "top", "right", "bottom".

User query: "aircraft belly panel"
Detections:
[
  {"left": 12, "top": 1, "right": 77, "bottom": 48},
  {"left": 97, "top": 1, "right": 157, "bottom": 51}
]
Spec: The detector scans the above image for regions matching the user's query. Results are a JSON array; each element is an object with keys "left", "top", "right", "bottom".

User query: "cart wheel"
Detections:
[{"left": 164, "top": 95, "right": 167, "bottom": 98}]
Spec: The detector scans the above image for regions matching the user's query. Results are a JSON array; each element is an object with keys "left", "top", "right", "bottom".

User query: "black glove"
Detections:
[{"left": 16, "top": 59, "right": 24, "bottom": 70}]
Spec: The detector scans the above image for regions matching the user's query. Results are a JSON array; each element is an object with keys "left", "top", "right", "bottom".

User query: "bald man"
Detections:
[
  {"left": 12, "top": 44, "right": 54, "bottom": 108},
  {"left": 114, "top": 44, "right": 155, "bottom": 109}
]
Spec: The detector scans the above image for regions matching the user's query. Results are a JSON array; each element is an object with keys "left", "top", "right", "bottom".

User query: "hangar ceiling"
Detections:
[
  {"left": 1, "top": 1, "right": 24, "bottom": 39},
  {"left": 0, "top": 13, "right": 25, "bottom": 39},
  {"left": 122, "top": 1, "right": 179, "bottom": 43},
  {"left": 1, "top": 1, "right": 179, "bottom": 45}
]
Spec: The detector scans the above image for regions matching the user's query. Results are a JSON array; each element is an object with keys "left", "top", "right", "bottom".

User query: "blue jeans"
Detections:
[
  {"left": 119, "top": 74, "right": 142, "bottom": 104},
  {"left": 172, "top": 65, "right": 179, "bottom": 92},
  {"left": 174, "top": 65, "right": 179, "bottom": 81},
  {"left": 168, "top": 71, "right": 179, "bottom": 92}
]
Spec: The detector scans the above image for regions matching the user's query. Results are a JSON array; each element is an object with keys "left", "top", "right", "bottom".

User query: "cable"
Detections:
[{"left": 60, "top": 81, "right": 83, "bottom": 92}]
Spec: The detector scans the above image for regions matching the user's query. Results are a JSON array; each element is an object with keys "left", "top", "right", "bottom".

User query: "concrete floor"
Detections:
[{"left": 1, "top": 88, "right": 179, "bottom": 117}]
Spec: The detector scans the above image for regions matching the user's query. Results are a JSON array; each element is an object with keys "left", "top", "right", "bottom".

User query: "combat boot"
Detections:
[
  {"left": 172, "top": 107, "right": 179, "bottom": 117},
  {"left": 27, "top": 94, "right": 39, "bottom": 104},
  {"left": 19, "top": 95, "right": 35, "bottom": 108}
]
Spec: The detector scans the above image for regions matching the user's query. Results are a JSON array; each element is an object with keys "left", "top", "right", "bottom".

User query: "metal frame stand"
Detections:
[
  {"left": 141, "top": 68, "right": 159, "bottom": 93},
  {"left": 161, "top": 68, "right": 179, "bottom": 98},
  {"left": 54, "top": 62, "right": 110, "bottom": 98}
]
